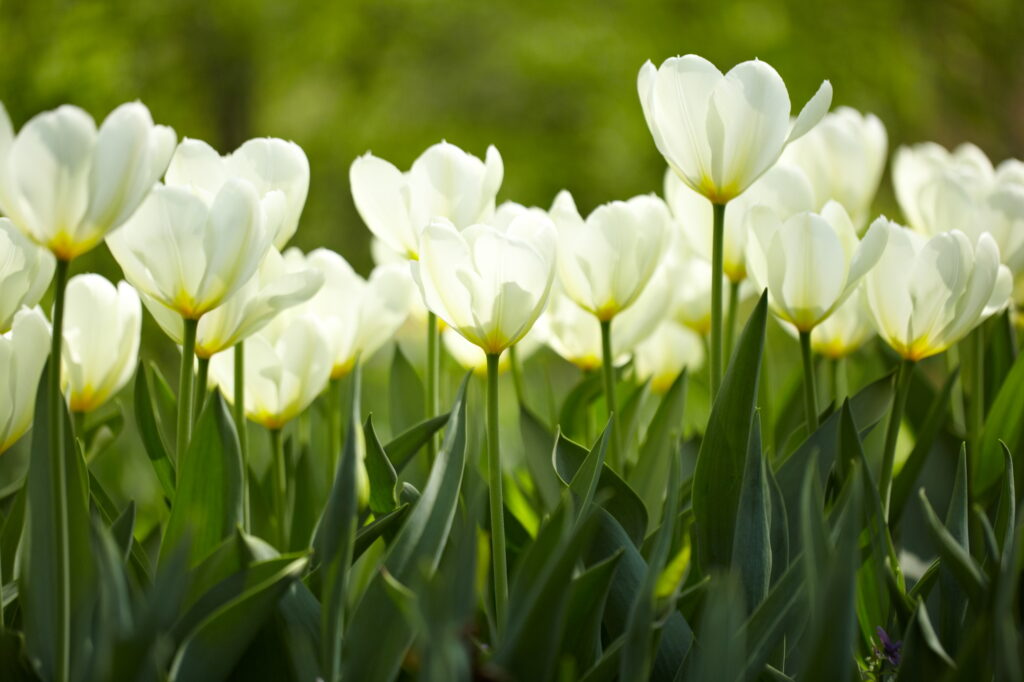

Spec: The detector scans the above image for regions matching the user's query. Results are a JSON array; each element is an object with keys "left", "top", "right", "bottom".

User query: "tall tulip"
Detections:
[
  {"left": 862, "top": 223, "right": 1012, "bottom": 515},
  {"left": 0, "top": 306, "right": 50, "bottom": 454},
  {"left": 638, "top": 54, "right": 832, "bottom": 396},
  {"left": 412, "top": 211, "right": 556, "bottom": 627},
  {"left": 808, "top": 289, "right": 877, "bottom": 401},
  {"left": 633, "top": 320, "right": 705, "bottom": 394},
  {"left": 0, "top": 218, "right": 55, "bottom": 333},
  {"left": 61, "top": 275, "right": 141, "bottom": 414},
  {"left": 747, "top": 202, "right": 890, "bottom": 429}
]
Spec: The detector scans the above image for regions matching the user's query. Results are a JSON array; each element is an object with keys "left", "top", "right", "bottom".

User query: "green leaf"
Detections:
[
  {"left": 314, "top": 365, "right": 364, "bottom": 682},
  {"left": 341, "top": 375, "right": 470, "bottom": 682},
  {"left": 88, "top": 471, "right": 152, "bottom": 585},
  {"left": 738, "top": 556, "right": 807, "bottom": 680},
  {"left": 134, "top": 361, "right": 176, "bottom": 500},
  {"left": 979, "top": 346, "right": 1024, "bottom": 495},
  {"left": 692, "top": 292, "right": 767, "bottom": 570},
  {"left": 939, "top": 444, "right": 970, "bottom": 648},
  {"left": 110, "top": 501, "right": 137, "bottom": 564},
  {"left": 160, "top": 392, "right": 244, "bottom": 568},
  {"left": 559, "top": 370, "right": 603, "bottom": 443},
  {"left": 0, "top": 629, "right": 37, "bottom": 681},
  {"left": 766, "top": 462, "right": 789, "bottom": 585},
  {"left": 385, "top": 413, "right": 449, "bottom": 472},
  {"left": 354, "top": 504, "right": 411, "bottom": 560},
  {"left": 895, "top": 601, "right": 956, "bottom": 681},
  {"left": 170, "top": 555, "right": 309, "bottom": 681},
  {"left": 629, "top": 370, "right": 687, "bottom": 533},
  {"left": 994, "top": 442, "right": 1016, "bottom": 553},
  {"left": 560, "top": 550, "right": 624, "bottom": 672},
  {"left": 685, "top": 572, "right": 746, "bottom": 682},
  {"left": 731, "top": 411, "right": 771, "bottom": 612},
  {"left": 518, "top": 405, "right": 562, "bottom": 512},
  {"left": 918, "top": 487, "right": 988, "bottom": 602},
  {"left": 389, "top": 345, "right": 424, "bottom": 435},
  {"left": 363, "top": 414, "right": 398, "bottom": 516}
]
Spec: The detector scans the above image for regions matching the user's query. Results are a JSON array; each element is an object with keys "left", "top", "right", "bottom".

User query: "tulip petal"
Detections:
[
  {"left": 786, "top": 79, "right": 833, "bottom": 144},
  {"left": 350, "top": 153, "right": 418, "bottom": 257}
]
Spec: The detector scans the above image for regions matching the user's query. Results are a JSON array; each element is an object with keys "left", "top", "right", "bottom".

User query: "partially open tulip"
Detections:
[
  {"left": 552, "top": 191, "right": 670, "bottom": 320},
  {"left": 107, "top": 177, "right": 279, "bottom": 320},
  {"left": 411, "top": 213, "right": 556, "bottom": 355},
  {"left": 0, "top": 101, "right": 175, "bottom": 260},
  {"left": 443, "top": 326, "right": 543, "bottom": 375},
  {"left": 747, "top": 201, "right": 890, "bottom": 332},
  {"left": 286, "top": 248, "right": 414, "bottom": 377},
  {"left": 0, "top": 217, "right": 55, "bottom": 332},
  {"left": 61, "top": 274, "right": 141, "bottom": 413},
  {"left": 0, "top": 306, "right": 50, "bottom": 453},
  {"left": 142, "top": 248, "right": 324, "bottom": 357},
  {"left": 350, "top": 141, "right": 503, "bottom": 259},
  {"left": 165, "top": 137, "right": 309, "bottom": 248},
  {"left": 210, "top": 311, "right": 333, "bottom": 429},
  {"left": 633, "top": 320, "right": 705, "bottom": 394},
  {"left": 638, "top": 55, "right": 832, "bottom": 204},
  {"left": 863, "top": 223, "right": 1012, "bottom": 361},
  {"left": 809, "top": 289, "right": 876, "bottom": 359}
]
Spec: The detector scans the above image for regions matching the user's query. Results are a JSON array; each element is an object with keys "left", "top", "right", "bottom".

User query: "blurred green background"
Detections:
[{"left": 3, "top": 0, "right": 1024, "bottom": 277}]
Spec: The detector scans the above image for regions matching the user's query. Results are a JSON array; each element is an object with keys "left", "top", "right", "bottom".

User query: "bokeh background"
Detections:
[{"left": 4, "top": 0, "right": 1024, "bottom": 277}]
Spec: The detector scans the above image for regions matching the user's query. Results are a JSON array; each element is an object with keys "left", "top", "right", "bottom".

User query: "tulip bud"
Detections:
[
  {"left": 61, "top": 274, "right": 141, "bottom": 413},
  {"left": 0, "top": 307, "right": 50, "bottom": 453},
  {"left": 0, "top": 101, "right": 175, "bottom": 260},
  {"left": 0, "top": 218, "right": 55, "bottom": 333}
]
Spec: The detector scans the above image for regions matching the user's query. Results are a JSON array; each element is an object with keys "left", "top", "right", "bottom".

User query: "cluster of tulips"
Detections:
[{"left": 1, "top": 52, "right": 1022, "bottom": 681}]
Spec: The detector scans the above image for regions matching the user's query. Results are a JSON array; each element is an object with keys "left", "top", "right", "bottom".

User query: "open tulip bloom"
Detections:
[
  {"left": 0, "top": 217, "right": 55, "bottom": 333},
  {"left": 0, "top": 306, "right": 50, "bottom": 454}
]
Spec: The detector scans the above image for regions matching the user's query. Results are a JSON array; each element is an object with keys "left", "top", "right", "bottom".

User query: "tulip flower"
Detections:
[
  {"left": 443, "top": 326, "right": 543, "bottom": 376},
  {"left": 0, "top": 101, "right": 175, "bottom": 261},
  {"left": 60, "top": 274, "right": 141, "bottom": 413},
  {"left": 639, "top": 54, "right": 831, "bottom": 397},
  {"left": 781, "top": 107, "right": 888, "bottom": 228},
  {"left": 350, "top": 141, "right": 503, "bottom": 260},
  {"left": 747, "top": 202, "right": 890, "bottom": 429},
  {"left": 633, "top": 320, "right": 705, "bottom": 394},
  {"left": 809, "top": 290, "right": 876, "bottom": 361},
  {"left": 0, "top": 306, "right": 50, "bottom": 454},
  {"left": 0, "top": 218, "right": 55, "bottom": 333},
  {"left": 861, "top": 223, "right": 1012, "bottom": 515},
  {"left": 165, "top": 137, "right": 310, "bottom": 248},
  {"left": 412, "top": 210, "right": 556, "bottom": 626}
]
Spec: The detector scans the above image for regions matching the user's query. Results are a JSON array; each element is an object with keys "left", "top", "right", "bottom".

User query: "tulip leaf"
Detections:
[
  {"left": 738, "top": 553, "right": 807, "bottom": 680},
  {"left": 684, "top": 572, "right": 746, "bottom": 682},
  {"left": 629, "top": 370, "right": 687, "bottom": 533},
  {"left": 385, "top": 413, "right": 450, "bottom": 472},
  {"left": 978, "top": 348, "right": 1024, "bottom": 496},
  {"left": 341, "top": 375, "right": 469, "bottom": 681},
  {"left": 994, "top": 443, "right": 1015, "bottom": 552},
  {"left": 169, "top": 555, "right": 309, "bottom": 682},
  {"left": 88, "top": 470, "right": 152, "bottom": 584},
  {"left": 559, "top": 370, "right": 604, "bottom": 443},
  {"left": 692, "top": 292, "right": 767, "bottom": 570},
  {"left": 519, "top": 405, "right": 562, "bottom": 512},
  {"left": 894, "top": 601, "right": 956, "bottom": 681},
  {"left": 918, "top": 488, "right": 988, "bottom": 602},
  {"left": 731, "top": 411, "right": 772, "bottom": 613},
  {"left": 134, "top": 362, "right": 177, "bottom": 499},
  {"left": 560, "top": 549, "right": 624, "bottom": 672},
  {"left": 363, "top": 414, "right": 398, "bottom": 516},
  {"left": 939, "top": 444, "right": 970, "bottom": 647},
  {"left": 159, "top": 392, "right": 244, "bottom": 568}
]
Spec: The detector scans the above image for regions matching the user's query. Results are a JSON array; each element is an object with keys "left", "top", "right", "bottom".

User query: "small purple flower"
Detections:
[{"left": 874, "top": 626, "right": 902, "bottom": 667}]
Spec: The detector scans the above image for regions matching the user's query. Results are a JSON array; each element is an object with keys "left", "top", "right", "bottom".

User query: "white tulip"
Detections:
[
  {"left": 863, "top": 223, "right": 1012, "bottom": 361},
  {"left": 552, "top": 191, "right": 670, "bottom": 320},
  {"left": 165, "top": 137, "right": 310, "bottom": 248},
  {"left": 633, "top": 320, "right": 705, "bottom": 394},
  {"left": 664, "top": 164, "right": 816, "bottom": 282},
  {"left": 808, "top": 288, "right": 876, "bottom": 359},
  {"left": 0, "top": 306, "right": 50, "bottom": 453},
  {"left": 781, "top": 106, "right": 888, "bottom": 228},
  {"left": 0, "top": 101, "right": 175, "bottom": 259},
  {"left": 412, "top": 213, "right": 556, "bottom": 355},
  {"left": 350, "top": 141, "right": 503, "bottom": 259},
  {"left": 107, "top": 178, "right": 279, "bottom": 319},
  {"left": 285, "top": 248, "right": 414, "bottom": 376},
  {"left": 61, "top": 274, "right": 141, "bottom": 413},
  {"left": 0, "top": 217, "right": 55, "bottom": 332},
  {"left": 142, "top": 248, "right": 323, "bottom": 357},
  {"left": 443, "top": 326, "right": 543, "bottom": 375},
  {"left": 210, "top": 312, "right": 333, "bottom": 429},
  {"left": 638, "top": 55, "right": 832, "bottom": 203},
  {"left": 747, "top": 201, "right": 891, "bottom": 331}
]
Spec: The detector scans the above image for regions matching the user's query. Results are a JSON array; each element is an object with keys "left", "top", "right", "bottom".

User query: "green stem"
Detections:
[
  {"left": 599, "top": 319, "right": 623, "bottom": 470},
  {"left": 948, "top": 346, "right": 967, "bottom": 438},
  {"left": 327, "top": 377, "right": 344, "bottom": 482},
  {"left": 880, "top": 360, "right": 915, "bottom": 519},
  {"left": 270, "top": 427, "right": 289, "bottom": 549},
  {"left": 50, "top": 258, "right": 70, "bottom": 682},
  {"left": 724, "top": 279, "right": 740, "bottom": 362},
  {"left": 799, "top": 331, "right": 819, "bottom": 432},
  {"left": 710, "top": 202, "right": 727, "bottom": 399},
  {"left": 832, "top": 356, "right": 848, "bottom": 404},
  {"left": 234, "top": 341, "right": 250, "bottom": 532},
  {"left": 176, "top": 317, "right": 198, "bottom": 468},
  {"left": 1005, "top": 307, "right": 1018, "bottom": 359},
  {"left": 966, "top": 327, "right": 986, "bottom": 505},
  {"left": 508, "top": 344, "right": 526, "bottom": 404},
  {"left": 426, "top": 311, "right": 439, "bottom": 464},
  {"left": 486, "top": 353, "right": 508, "bottom": 628},
  {"left": 194, "top": 356, "right": 210, "bottom": 423}
]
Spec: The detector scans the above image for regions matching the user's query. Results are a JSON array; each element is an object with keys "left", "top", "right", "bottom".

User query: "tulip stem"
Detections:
[
  {"left": 599, "top": 319, "right": 623, "bottom": 471},
  {"left": 270, "top": 427, "right": 289, "bottom": 549},
  {"left": 710, "top": 202, "right": 727, "bottom": 400},
  {"left": 966, "top": 327, "right": 986, "bottom": 502},
  {"left": 50, "top": 258, "right": 71, "bottom": 682},
  {"left": 724, "top": 279, "right": 740, "bottom": 362},
  {"left": 880, "top": 359, "right": 914, "bottom": 519},
  {"left": 1005, "top": 307, "right": 1018, "bottom": 358},
  {"left": 426, "top": 311, "right": 439, "bottom": 464},
  {"left": 508, "top": 344, "right": 526, "bottom": 404},
  {"left": 831, "top": 356, "right": 848, "bottom": 404},
  {"left": 328, "top": 377, "right": 343, "bottom": 482},
  {"left": 176, "top": 318, "right": 198, "bottom": 471},
  {"left": 234, "top": 341, "right": 250, "bottom": 532},
  {"left": 799, "top": 331, "right": 819, "bottom": 432},
  {"left": 194, "top": 357, "right": 210, "bottom": 423},
  {"left": 486, "top": 352, "right": 508, "bottom": 628}
]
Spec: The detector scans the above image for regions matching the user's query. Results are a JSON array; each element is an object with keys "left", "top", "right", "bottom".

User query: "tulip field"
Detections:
[{"left": 2, "top": 49, "right": 1024, "bottom": 682}]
